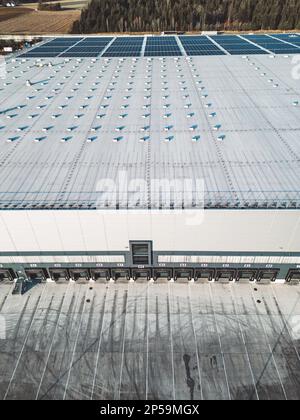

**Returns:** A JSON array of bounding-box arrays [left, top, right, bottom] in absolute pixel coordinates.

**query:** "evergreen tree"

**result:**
[[73, 0, 300, 34]]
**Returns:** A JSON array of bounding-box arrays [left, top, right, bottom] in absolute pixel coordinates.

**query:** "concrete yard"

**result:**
[[0, 282, 300, 400]]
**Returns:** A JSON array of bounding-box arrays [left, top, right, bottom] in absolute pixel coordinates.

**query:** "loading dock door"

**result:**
[[69, 269, 90, 282], [0, 269, 15, 282], [195, 269, 215, 282], [111, 269, 130, 281], [24, 269, 47, 282], [236, 270, 257, 282], [49, 269, 69, 283], [286, 270, 300, 284], [91, 269, 110, 282], [257, 269, 279, 283], [153, 269, 172, 281], [174, 269, 193, 281], [132, 269, 151, 281], [215, 269, 236, 283]]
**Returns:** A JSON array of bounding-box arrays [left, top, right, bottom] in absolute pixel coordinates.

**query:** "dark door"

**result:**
[[130, 241, 152, 266]]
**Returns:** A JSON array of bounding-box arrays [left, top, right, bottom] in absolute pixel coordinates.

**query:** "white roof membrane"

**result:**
[[0, 52, 299, 209]]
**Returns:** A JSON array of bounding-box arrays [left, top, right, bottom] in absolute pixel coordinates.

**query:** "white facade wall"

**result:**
[[0, 209, 299, 254]]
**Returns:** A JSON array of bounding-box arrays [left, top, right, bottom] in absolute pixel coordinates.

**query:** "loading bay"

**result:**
[[0, 282, 300, 400]]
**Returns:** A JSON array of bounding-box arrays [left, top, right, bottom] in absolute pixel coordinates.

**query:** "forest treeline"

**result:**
[[72, 0, 300, 33]]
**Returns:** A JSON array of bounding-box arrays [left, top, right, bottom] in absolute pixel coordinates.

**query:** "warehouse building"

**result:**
[[0, 34, 300, 285]]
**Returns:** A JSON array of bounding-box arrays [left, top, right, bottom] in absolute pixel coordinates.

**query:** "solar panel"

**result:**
[[60, 37, 113, 57], [180, 36, 225, 56], [243, 35, 300, 54], [20, 38, 84, 58], [144, 36, 182, 57], [211, 35, 267, 55], [269, 34, 300, 48], [102, 37, 143, 57]]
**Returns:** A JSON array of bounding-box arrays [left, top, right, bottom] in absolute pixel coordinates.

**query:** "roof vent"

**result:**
[[61, 136, 72, 142], [42, 126, 53, 132], [192, 135, 201, 142], [7, 136, 20, 142], [165, 135, 174, 142], [91, 126, 101, 132], [34, 136, 46, 142], [87, 136, 97, 143], [113, 136, 123, 142], [140, 136, 150, 142], [67, 126, 78, 132]]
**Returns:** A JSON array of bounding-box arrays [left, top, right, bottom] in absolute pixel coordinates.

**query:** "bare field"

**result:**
[[21, 0, 88, 10], [0, 7, 33, 23], [0, 9, 80, 35]]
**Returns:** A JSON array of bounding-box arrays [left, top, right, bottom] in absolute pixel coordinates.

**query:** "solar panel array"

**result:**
[[60, 37, 113, 57], [270, 33, 300, 47], [144, 36, 182, 56], [243, 34, 300, 54], [21, 38, 83, 58], [102, 37, 144, 57], [19, 34, 300, 59], [179, 36, 225, 56], [211, 35, 267, 55]]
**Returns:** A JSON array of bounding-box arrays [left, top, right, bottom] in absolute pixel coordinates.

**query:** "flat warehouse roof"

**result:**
[[0, 49, 300, 209]]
